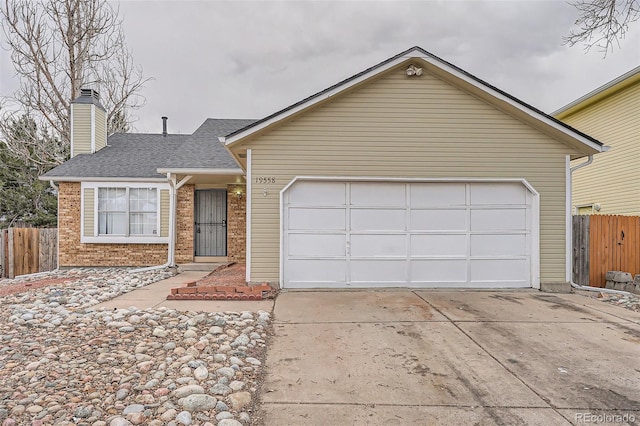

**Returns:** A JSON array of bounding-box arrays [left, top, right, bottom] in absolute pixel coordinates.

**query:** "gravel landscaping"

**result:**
[[0, 268, 271, 426], [1, 267, 637, 426]]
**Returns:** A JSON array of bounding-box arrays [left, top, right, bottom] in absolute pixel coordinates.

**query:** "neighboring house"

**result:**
[[554, 66, 640, 215], [42, 46, 605, 291]]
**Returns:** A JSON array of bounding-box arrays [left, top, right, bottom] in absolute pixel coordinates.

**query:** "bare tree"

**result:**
[[565, 0, 640, 54], [0, 0, 150, 166]]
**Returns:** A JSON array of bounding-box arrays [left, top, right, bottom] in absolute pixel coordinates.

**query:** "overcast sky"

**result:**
[[2, 0, 639, 135]]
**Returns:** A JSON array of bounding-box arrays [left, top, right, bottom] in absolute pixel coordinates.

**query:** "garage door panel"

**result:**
[[288, 181, 346, 206], [283, 180, 534, 289], [470, 183, 527, 205], [411, 234, 467, 256], [471, 234, 527, 256], [288, 208, 345, 230], [411, 259, 468, 282], [351, 260, 407, 282], [287, 259, 346, 283], [351, 234, 406, 257], [470, 259, 528, 282], [410, 183, 466, 207], [410, 209, 467, 231], [471, 208, 527, 231], [351, 182, 405, 206], [288, 234, 346, 257], [351, 209, 405, 231]]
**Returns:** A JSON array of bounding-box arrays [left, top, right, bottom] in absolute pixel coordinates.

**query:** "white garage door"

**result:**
[[282, 180, 535, 288]]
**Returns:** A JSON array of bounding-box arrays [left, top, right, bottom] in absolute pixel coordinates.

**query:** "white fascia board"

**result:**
[[39, 176, 168, 183], [155, 168, 244, 175], [221, 47, 603, 153]]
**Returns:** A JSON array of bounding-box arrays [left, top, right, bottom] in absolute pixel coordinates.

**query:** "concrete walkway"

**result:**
[[93, 270, 274, 312], [261, 290, 640, 425]]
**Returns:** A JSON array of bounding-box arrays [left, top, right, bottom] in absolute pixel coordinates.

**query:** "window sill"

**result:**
[[81, 236, 169, 244]]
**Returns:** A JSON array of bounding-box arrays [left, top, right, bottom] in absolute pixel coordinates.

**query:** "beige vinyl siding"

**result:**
[[566, 81, 640, 215], [72, 104, 92, 157], [83, 188, 95, 237], [94, 107, 107, 152], [242, 66, 580, 284], [160, 189, 170, 237]]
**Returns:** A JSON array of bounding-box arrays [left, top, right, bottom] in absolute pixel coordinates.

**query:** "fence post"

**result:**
[[0, 230, 5, 278], [7, 228, 14, 279]]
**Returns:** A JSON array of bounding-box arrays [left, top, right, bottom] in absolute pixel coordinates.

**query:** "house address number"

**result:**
[[255, 177, 276, 184]]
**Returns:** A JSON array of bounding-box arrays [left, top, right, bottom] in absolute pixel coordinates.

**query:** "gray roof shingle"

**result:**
[[42, 119, 255, 179]]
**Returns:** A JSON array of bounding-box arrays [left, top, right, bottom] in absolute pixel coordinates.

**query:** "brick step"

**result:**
[[167, 283, 272, 301]]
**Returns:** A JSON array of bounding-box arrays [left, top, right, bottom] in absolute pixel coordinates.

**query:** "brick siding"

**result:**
[[58, 182, 245, 267], [226, 184, 246, 262], [58, 182, 168, 267], [175, 184, 194, 263]]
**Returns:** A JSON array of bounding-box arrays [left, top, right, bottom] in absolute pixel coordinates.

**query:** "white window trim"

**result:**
[[81, 182, 169, 244]]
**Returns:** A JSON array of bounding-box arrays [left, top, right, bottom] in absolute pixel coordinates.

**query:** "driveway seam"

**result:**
[[260, 401, 557, 408], [563, 297, 640, 324], [413, 291, 567, 421], [274, 319, 628, 324]]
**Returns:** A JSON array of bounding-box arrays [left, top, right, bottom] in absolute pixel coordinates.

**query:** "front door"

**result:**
[[194, 189, 227, 256]]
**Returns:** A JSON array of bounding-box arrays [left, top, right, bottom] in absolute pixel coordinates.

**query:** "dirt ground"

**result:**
[[192, 263, 248, 287]]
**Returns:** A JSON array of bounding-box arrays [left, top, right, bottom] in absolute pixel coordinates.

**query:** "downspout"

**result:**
[[130, 173, 192, 273], [568, 153, 629, 295]]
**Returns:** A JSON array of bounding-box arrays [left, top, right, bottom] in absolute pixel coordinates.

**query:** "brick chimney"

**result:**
[[70, 89, 107, 157]]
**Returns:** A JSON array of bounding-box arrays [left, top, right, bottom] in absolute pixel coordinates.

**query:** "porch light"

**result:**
[[236, 190, 243, 199]]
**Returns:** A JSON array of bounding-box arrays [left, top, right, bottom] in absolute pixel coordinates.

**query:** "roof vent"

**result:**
[[162, 116, 168, 137], [80, 88, 100, 101]]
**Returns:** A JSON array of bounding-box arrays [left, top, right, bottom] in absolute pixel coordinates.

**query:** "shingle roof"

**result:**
[[41, 119, 255, 179]]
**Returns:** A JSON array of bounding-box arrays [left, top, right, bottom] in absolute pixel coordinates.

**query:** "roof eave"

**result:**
[[38, 176, 168, 182], [155, 168, 244, 175]]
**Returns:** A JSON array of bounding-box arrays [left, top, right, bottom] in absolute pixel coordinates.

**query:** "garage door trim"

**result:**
[[280, 176, 540, 289]]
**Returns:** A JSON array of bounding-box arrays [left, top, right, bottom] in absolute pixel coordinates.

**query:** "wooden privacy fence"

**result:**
[[0, 228, 57, 279], [573, 215, 640, 287]]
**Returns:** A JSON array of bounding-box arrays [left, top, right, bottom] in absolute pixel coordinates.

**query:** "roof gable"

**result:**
[[553, 66, 640, 119], [221, 46, 604, 156]]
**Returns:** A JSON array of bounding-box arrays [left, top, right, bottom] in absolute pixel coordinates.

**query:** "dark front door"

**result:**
[[194, 189, 227, 256]]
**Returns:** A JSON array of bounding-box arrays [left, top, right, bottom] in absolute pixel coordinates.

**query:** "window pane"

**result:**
[[130, 212, 157, 235], [99, 188, 126, 211], [98, 212, 126, 235], [130, 188, 157, 212]]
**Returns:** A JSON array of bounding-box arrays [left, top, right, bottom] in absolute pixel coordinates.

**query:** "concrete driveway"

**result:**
[[260, 290, 640, 425]]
